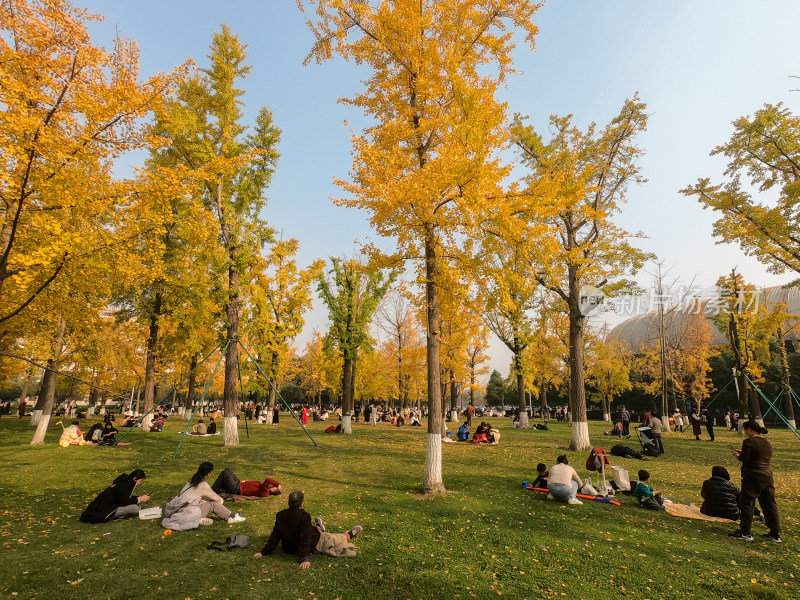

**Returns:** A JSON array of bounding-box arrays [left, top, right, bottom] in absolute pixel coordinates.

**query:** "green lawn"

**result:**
[[0, 415, 797, 600]]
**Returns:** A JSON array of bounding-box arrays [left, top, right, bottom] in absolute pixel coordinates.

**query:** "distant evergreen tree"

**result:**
[[485, 370, 505, 406]]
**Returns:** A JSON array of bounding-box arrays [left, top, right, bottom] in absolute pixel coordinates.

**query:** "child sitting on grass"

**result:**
[[635, 469, 665, 510], [531, 463, 549, 489]]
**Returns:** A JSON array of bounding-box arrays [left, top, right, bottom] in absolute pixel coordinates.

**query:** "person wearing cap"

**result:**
[[253, 490, 363, 567]]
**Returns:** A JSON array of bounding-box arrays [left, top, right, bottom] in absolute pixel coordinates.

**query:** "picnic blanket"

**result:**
[[664, 503, 736, 523]]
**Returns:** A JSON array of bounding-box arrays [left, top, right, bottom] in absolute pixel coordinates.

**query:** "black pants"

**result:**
[[739, 471, 780, 536], [211, 468, 241, 495], [651, 433, 664, 455], [641, 492, 664, 510], [622, 420, 630, 436], [705, 422, 715, 441]]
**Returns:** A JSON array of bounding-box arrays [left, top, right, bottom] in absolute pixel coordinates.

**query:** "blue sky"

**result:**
[[80, 1, 800, 377]]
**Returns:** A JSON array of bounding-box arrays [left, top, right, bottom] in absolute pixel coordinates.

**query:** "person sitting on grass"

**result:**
[[396, 414, 405, 427], [206, 417, 217, 435], [211, 467, 282, 497], [80, 469, 152, 522], [457, 422, 470, 441], [191, 419, 207, 435], [531, 463, 549, 489], [700, 466, 750, 521], [472, 422, 490, 443], [546, 455, 584, 505], [59, 420, 86, 447], [635, 469, 665, 511], [83, 422, 104, 443], [150, 415, 164, 432], [163, 462, 245, 530], [487, 424, 501, 444], [253, 490, 362, 568], [98, 421, 118, 445], [410, 412, 421, 426]]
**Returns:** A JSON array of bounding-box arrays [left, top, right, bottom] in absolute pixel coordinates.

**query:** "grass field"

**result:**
[[0, 415, 798, 600]]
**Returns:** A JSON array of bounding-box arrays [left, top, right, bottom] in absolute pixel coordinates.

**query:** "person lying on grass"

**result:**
[[211, 467, 282, 497], [253, 490, 362, 568], [80, 469, 152, 522], [635, 469, 665, 511]]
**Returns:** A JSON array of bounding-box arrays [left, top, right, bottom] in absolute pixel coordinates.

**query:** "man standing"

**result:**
[[466, 404, 475, 428], [702, 409, 716, 442], [646, 410, 664, 455], [620, 406, 631, 438]]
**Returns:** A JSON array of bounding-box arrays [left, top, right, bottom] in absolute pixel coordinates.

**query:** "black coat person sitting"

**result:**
[[80, 469, 151, 523], [700, 466, 748, 521]]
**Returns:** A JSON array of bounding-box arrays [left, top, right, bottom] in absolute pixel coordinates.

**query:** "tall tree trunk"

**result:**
[[184, 354, 198, 420], [541, 378, 549, 414], [30, 318, 66, 445], [777, 327, 796, 428], [142, 292, 162, 432], [19, 371, 30, 419], [223, 262, 240, 446], [748, 386, 763, 426], [341, 356, 354, 433], [449, 369, 458, 422], [568, 273, 590, 451], [515, 349, 529, 427], [422, 225, 444, 494], [31, 367, 53, 426]]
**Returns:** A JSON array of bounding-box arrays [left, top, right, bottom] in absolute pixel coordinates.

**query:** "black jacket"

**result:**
[[260, 507, 321, 563], [80, 473, 140, 523], [700, 476, 740, 520]]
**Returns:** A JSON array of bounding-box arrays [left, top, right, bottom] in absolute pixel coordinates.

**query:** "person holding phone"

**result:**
[[80, 469, 152, 523]]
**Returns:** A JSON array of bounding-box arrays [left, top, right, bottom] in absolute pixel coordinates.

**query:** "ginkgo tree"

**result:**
[[0, 0, 178, 333], [682, 103, 800, 276], [299, 0, 541, 493], [510, 97, 651, 451], [151, 25, 281, 446], [245, 239, 323, 424], [317, 257, 394, 433]]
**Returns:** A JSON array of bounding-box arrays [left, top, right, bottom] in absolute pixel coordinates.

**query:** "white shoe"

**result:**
[[546, 493, 554, 500], [567, 497, 583, 505], [227, 513, 246, 523], [199, 518, 213, 525]]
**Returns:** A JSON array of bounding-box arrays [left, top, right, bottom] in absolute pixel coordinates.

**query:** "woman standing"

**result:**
[[690, 406, 702, 440], [728, 421, 781, 542]]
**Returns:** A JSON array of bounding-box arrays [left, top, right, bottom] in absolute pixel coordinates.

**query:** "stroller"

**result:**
[[635, 426, 659, 457]]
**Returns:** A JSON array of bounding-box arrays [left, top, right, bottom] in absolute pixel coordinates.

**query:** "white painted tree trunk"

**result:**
[[265, 410, 274, 425], [223, 415, 238, 446], [603, 412, 611, 422], [31, 412, 52, 445], [787, 419, 796, 429], [450, 409, 459, 422], [570, 421, 591, 451], [30, 409, 43, 426], [422, 433, 445, 494], [341, 414, 352, 434], [517, 412, 530, 428], [183, 408, 193, 421], [177, 407, 185, 416], [141, 414, 153, 432], [755, 417, 765, 427]]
